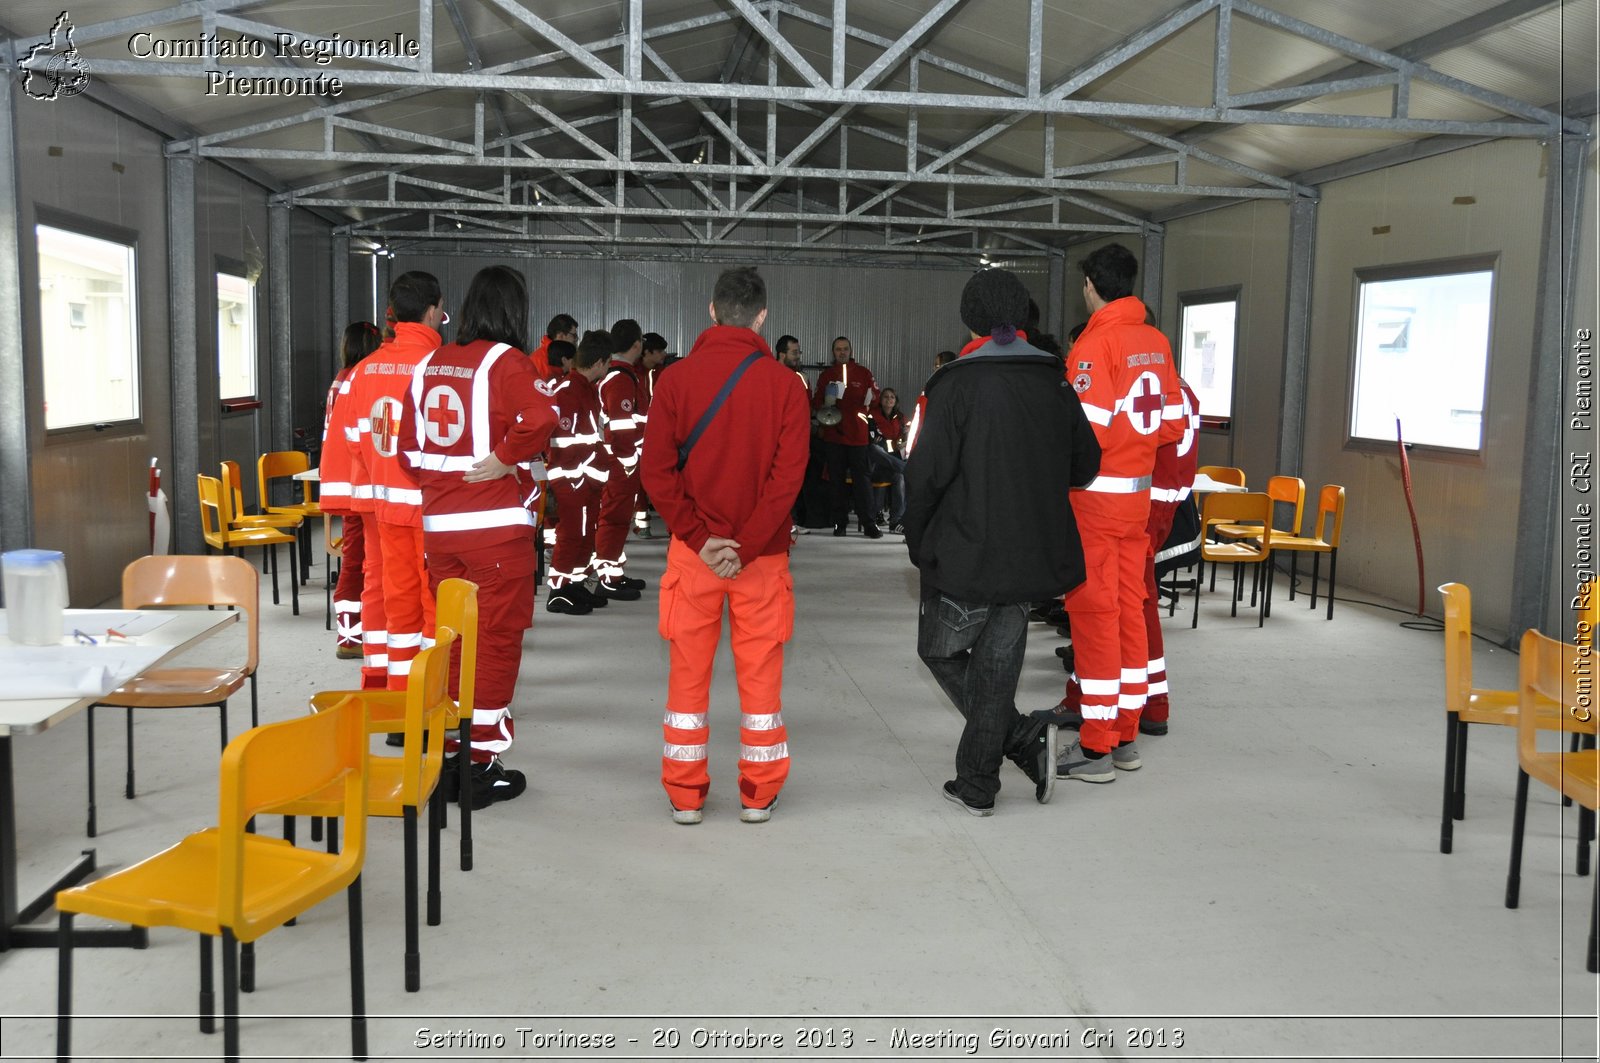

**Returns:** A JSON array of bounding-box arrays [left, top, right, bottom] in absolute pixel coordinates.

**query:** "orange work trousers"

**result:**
[[358, 512, 388, 690], [658, 537, 794, 812], [1142, 499, 1180, 724], [1063, 493, 1150, 753], [376, 520, 436, 692]]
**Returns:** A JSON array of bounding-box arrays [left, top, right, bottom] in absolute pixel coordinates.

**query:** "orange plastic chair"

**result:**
[[1197, 464, 1246, 487], [1192, 491, 1273, 628], [221, 460, 302, 533], [1273, 484, 1345, 619], [85, 555, 260, 839], [271, 630, 456, 993], [310, 578, 480, 873], [1505, 629, 1600, 973], [56, 694, 370, 1062], [260, 451, 320, 585], [199, 474, 299, 614], [1215, 474, 1304, 543]]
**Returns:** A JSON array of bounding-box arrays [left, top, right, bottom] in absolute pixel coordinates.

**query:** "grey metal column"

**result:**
[[331, 234, 350, 378], [375, 254, 392, 321], [267, 202, 293, 455], [0, 68, 30, 552], [1046, 251, 1065, 336], [1276, 194, 1317, 476], [1141, 226, 1164, 328], [1510, 135, 1590, 643], [168, 152, 201, 555]]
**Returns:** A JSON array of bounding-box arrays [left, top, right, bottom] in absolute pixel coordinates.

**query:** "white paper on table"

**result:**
[[0, 644, 169, 700], [0, 610, 174, 640]]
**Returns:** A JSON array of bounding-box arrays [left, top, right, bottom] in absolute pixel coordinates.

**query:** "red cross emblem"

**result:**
[[423, 385, 465, 447], [370, 396, 403, 457], [1124, 371, 1165, 436]]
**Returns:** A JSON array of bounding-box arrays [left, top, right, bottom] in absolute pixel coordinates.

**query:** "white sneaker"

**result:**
[[740, 798, 777, 823], [671, 805, 702, 825]]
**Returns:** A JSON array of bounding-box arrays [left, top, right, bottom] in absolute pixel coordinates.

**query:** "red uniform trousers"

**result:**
[[593, 467, 639, 579], [1064, 493, 1151, 753], [658, 538, 794, 812], [333, 513, 367, 651], [548, 479, 601, 589], [358, 515, 387, 690], [376, 521, 436, 692], [1142, 500, 1180, 726], [427, 540, 537, 764]]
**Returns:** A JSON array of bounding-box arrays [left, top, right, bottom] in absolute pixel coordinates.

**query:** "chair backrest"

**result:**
[[197, 475, 226, 548], [1267, 475, 1306, 535], [1198, 465, 1246, 487], [1311, 484, 1346, 547], [218, 693, 368, 940], [323, 512, 343, 559], [1438, 582, 1473, 713], [1518, 630, 1599, 772], [258, 450, 311, 511], [123, 554, 261, 675], [434, 578, 480, 728], [1201, 491, 1273, 559], [399, 628, 457, 803], [220, 460, 250, 521]]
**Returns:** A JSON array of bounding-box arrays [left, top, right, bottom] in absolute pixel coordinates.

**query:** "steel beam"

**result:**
[[1141, 228, 1165, 328], [1275, 195, 1316, 477], [268, 204, 293, 457], [1509, 135, 1590, 642], [0, 65, 29, 552], [168, 153, 202, 555], [331, 234, 350, 378]]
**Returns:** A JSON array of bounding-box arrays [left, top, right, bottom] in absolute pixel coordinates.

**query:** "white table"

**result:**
[[1191, 473, 1249, 494], [0, 608, 237, 949], [291, 468, 320, 482]]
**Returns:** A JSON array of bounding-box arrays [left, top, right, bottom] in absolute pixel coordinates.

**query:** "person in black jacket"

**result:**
[[904, 268, 1101, 815]]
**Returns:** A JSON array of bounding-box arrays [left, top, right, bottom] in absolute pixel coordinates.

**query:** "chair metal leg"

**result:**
[[290, 540, 301, 616], [1310, 553, 1321, 610], [219, 701, 228, 752], [1507, 768, 1530, 908], [1454, 723, 1469, 820], [241, 940, 255, 992], [1191, 558, 1202, 629], [124, 708, 135, 799], [311, 816, 323, 843], [56, 912, 73, 1063], [249, 673, 258, 729], [1566, 733, 1581, 807], [426, 790, 443, 927], [326, 817, 340, 854], [199, 934, 215, 1034], [222, 927, 241, 1061], [268, 544, 281, 606], [459, 720, 474, 872], [85, 706, 98, 838], [403, 806, 420, 992], [1288, 551, 1298, 601], [1326, 548, 1337, 619], [1441, 713, 1458, 853], [1579, 804, 1593, 878], [348, 875, 368, 1061]]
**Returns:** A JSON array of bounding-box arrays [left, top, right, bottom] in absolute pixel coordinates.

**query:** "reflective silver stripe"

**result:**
[[1164, 403, 1185, 416], [1080, 705, 1118, 721], [1117, 693, 1145, 709], [552, 431, 604, 446], [1120, 668, 1147, 683], [409, 452, 480, 472], [1080, 403, 1113, 426], [617, 454, 640, 473], [334, 598, 362, 611], [1079, 678, 1119, 695], [420, 635, 436, 650], [664, 711, 707, 729], [378, 486, 425, 505], [606, 415, 638, 430], [388, 658, 413, 676], [1154, 532, 1202, 565], [389, 632, 424, 649], [343, 425, 360, 442], [352, 484, 375, 499], [363, 629, 388, 643], [339, 379, 352, 394], [1148, 679, 1169, 695], [363, 653, 389, 666], [663, 743, 707, 761], [357, 417, 372, 431], [741, 712, 784, 731], [1147, 656, 1166, 673], [740, 742, 790, 762], [422, 507, 535, 532], [321, 483, 352, 499], [1150, 486, 1182, 503], [1084, 474, 1152, 494]]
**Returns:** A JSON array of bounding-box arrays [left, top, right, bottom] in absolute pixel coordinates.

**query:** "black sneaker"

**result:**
[[462, 760, 527, 810], [1032, 701, 1083, 730], [573, 583, 609, 608], [619, 575, 647, 591], [1139, 718, 1170, 736], [594, 578, 641, 601], [862, 524, 883, 540], [1007, 720, 1059, 804], [546, 590, 592, 615], [942, 780, 994, 817], [833, 526, 847, 537]]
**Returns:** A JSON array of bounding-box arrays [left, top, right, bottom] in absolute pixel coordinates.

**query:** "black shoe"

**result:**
[[862, 523, 883, 539], [546, 589, 592, 615], [1031, 701, 1084, 730], [460, 760, 526, 810], [1006, 720, 1059, 804], [890, 523, 905, 535], [594, 578, 641, 601], [574, 582, 609, 608], [1047, 608, 1070, 628], [1029, 601, 1055, 622], [942, 780, 994, 817], [1139, 719, 1170, 737], [619, 575, 647, 591], [833, 525, 847, 537], [385, 732, 406, 748]]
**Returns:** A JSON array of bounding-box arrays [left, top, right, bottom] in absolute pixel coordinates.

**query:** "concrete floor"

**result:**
[[1, 530, 1596, 1061]]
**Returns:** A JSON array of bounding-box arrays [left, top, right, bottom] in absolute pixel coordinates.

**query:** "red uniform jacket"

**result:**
[[1151, 378, 1201, 504], [598, 358, 644, 476], [319, 366, 357, 513], [640, 326, 810, 564], [811, 359, 878, 447], [345, 321, 441, 526], [546, 370, 609, 488], [870, 405, 908, 455], [397, 339, 557, 551]]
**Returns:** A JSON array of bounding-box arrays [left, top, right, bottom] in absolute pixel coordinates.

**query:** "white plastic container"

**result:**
[[2, 549, 67, 646]]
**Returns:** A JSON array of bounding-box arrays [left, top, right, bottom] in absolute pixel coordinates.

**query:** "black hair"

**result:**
[[935, 350, 956, 367], [775, 334, 799, 358], [959, 268, 1031, 337], [548, 339, 576, 368], [712, 267, 766, 328], [454, 265, 527, 351], [1079, 243, 1138, 303], [576, 329, 612, 369], [642, 331, 668, 354], [610, 319, 643, 353], [389, 270, 442, 324], [341, 321, 382, 369], [831, 335, 851, 351], [545, 313, 578, 340]]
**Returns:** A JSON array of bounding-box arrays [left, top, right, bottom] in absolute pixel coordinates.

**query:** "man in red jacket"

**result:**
[[812, 336, 881, 537], [544, 331, 613, 615], [593, 319, 648, 598], [397, 265, 557, 806], [528, 313, 577, 384], [640, 267, 810, 825]]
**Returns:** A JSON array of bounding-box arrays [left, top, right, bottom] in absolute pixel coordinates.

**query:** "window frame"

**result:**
[[215, 257, 259, 405], [1175, 284, 1242, 433], [1344, 253, 1498, 461], [34, 210, 143, 436]]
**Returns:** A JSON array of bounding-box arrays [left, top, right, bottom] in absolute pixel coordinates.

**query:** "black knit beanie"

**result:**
[[959, 268, 1031, 340]]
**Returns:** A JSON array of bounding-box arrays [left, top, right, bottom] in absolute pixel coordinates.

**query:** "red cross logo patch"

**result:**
[[1123, 371, 1165, 436], [621, 398, 633, 413], [422, 385, 465, 447], [369, 396, 404, 458]]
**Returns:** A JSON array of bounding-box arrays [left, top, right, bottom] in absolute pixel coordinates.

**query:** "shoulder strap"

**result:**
[[677, 350, 765, 472]]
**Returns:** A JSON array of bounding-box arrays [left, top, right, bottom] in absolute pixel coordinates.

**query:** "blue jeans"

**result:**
[[868, 447, 906, 525], [916, 580, 1034, 802]]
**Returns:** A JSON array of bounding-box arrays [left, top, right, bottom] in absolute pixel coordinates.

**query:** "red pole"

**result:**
[[1396, 419, 1426, 617]]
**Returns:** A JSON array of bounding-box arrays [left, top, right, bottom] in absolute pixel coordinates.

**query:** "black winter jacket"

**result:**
[[903, 337, 1100, 603]]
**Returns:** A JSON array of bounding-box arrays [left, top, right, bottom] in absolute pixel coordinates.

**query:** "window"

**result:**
[[217, 271, 256, 401], [1177, 288, 1239, 424], [37, 223, 139, 430], [1350, 258, 1495, 451]]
